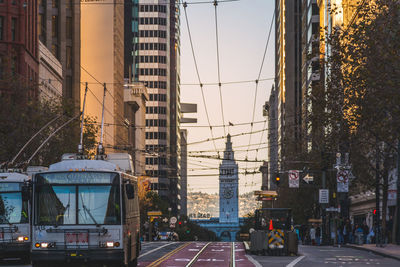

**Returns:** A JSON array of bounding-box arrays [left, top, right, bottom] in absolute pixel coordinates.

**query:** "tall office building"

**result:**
[[0, 0, 38, 85], [38, 0, 80, 106], [302, 0, 320, 151], [133, 0, 181, 214], [81, 0, 126, 152], [271, 0, 303, 173]]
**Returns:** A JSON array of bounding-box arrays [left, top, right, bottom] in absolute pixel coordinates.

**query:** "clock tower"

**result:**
[[219, 134, 239, 223]]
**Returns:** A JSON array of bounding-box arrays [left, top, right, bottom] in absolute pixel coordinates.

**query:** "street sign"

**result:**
[[319, 189, 329, 204], [254, 190, 278, 197], [289, 170, 300, 188], [337, 170, 349, 192], [326, 207, 340, 212], [147, 211, 162, 216], [303, 173, 314, 184], [170, 216, 177, 224]]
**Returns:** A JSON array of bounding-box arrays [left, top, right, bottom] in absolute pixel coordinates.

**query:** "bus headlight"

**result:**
[[17, 236, 28, 242], [99, 241, 118, 248], [41, 242, 49, 248]]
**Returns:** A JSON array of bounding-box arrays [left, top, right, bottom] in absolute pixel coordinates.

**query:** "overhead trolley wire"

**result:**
[[183, 2, 218, 153], [213, 0, 226, 136]]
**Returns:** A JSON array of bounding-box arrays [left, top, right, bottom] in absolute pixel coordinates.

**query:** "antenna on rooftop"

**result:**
[[78, 82, 89, 155], [97, 83, 107, 157]]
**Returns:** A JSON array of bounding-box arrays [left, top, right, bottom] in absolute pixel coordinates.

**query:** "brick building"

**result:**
[[0, 0, 38, 85]]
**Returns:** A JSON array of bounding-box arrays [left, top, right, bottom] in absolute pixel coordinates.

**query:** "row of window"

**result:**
[[146, 119, 167, 127], [140, 4, 167, 13], [146, 171, 168, 179], [141, 80, 167, 89], [145, 144, 167, 153], [0, 16, 17, 42], [139, 68, 167, 76], [145, 131, 167, 140], [149, 94, 167, 102], [138, 55, 167, 64], [146, 106, 167, 114], [137, 42, 167, 51], [139, 17, 167, 26], [145, 157, 167, 165], [139, 30, 166, 38]]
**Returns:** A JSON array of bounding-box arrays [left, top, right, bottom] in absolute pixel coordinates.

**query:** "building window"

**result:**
[[11, 18, 17, 41], [38, 14, 46, 43], [66, 46, 72, 69], [39, 0, 46, 7], [52, 16, 58, 38], [0, 16, 3, 41], [52, 0, 59, 8], [66, 17, 72, 39]]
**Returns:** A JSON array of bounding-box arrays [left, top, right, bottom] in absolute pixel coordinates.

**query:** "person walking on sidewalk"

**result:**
[[316, 224, 321, 246], [310, 225, 316, 246]]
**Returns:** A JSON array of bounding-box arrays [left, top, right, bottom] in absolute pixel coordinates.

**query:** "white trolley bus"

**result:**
[[0, 171, 31, 262], [31, 155, 140, 267]]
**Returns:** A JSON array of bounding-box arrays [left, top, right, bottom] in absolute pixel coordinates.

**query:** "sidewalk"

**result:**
[[346, 243, 400, 261]]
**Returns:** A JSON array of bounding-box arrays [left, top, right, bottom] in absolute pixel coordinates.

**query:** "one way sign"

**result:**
[[303, 173, 314, 184]]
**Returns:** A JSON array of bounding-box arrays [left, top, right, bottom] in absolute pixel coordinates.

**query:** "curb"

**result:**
[[345, 244, 400, 261]]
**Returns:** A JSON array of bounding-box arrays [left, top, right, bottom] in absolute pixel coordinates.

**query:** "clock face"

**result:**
[[223, 188, 234, 199]]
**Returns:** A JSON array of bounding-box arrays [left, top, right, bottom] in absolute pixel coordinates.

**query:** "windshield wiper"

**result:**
[[79, 194, 99, 226]]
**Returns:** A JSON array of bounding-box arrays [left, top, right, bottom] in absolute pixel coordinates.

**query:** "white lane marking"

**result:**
[[174, 258, 191, 261], [188, 249, 200, 251], [185, 242, 211, 266], [138, 242, 176, 258], [245, 254, 262, 267], [286, 255, 306, 267], [232, 242, 236, 267]]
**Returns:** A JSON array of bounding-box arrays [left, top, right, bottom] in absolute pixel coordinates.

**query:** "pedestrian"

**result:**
[[363, 222, 369, 244], [337, 220, 344, 246], [310, 224, 316, 246], [315, 224, 321, 246], [387, 215, 393, 243]]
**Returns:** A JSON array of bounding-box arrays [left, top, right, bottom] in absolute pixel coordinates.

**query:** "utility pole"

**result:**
[[396, 139, 400, 245], [376, 141, 381, 247]]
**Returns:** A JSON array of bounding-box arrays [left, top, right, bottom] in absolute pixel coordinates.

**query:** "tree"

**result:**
[[0, 75, 98, 167], [306, 0, 400, 240]]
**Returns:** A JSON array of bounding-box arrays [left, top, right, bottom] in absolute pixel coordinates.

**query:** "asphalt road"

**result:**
[[249, 245, 400, 267], [1, 243, 399, 267]]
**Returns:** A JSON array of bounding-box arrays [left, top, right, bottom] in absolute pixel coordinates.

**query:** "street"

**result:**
[[0, 243, 399, 266]]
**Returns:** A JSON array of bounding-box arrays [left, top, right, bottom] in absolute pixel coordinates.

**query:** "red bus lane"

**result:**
[[155, 242, 208, 267], [190, 242, 232, 267]]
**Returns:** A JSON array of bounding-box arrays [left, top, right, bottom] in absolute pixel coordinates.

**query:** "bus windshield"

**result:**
[[35, 172, 121, 225], [0, 183, 29, 224]]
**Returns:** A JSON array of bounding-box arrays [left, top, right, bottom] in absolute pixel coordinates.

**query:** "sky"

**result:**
[[179, 0, 275, 194]]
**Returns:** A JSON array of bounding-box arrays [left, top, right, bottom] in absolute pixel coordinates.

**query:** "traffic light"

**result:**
[[275, 174, 281, 186]]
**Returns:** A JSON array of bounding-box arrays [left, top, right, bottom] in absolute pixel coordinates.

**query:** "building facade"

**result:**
[[0, 0, 38, 85], [179, 129, 187, 216], [81, 0, 127, 152], [38, 0, 80, 105], [270, 0, 303, 177], [219, 134, 239, 224], [133, 0, 181, 214], [38, 40, 62, 100], [124, 82, 149, 176]]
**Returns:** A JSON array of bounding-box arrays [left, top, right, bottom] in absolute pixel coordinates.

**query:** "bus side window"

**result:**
[[126, 184, 135, 199]]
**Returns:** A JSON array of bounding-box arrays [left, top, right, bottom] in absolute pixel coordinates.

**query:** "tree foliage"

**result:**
[[0, 75, 98, 167]]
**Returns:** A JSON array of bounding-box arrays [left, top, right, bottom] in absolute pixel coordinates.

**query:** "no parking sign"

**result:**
[[289, 170, 299, 188]]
